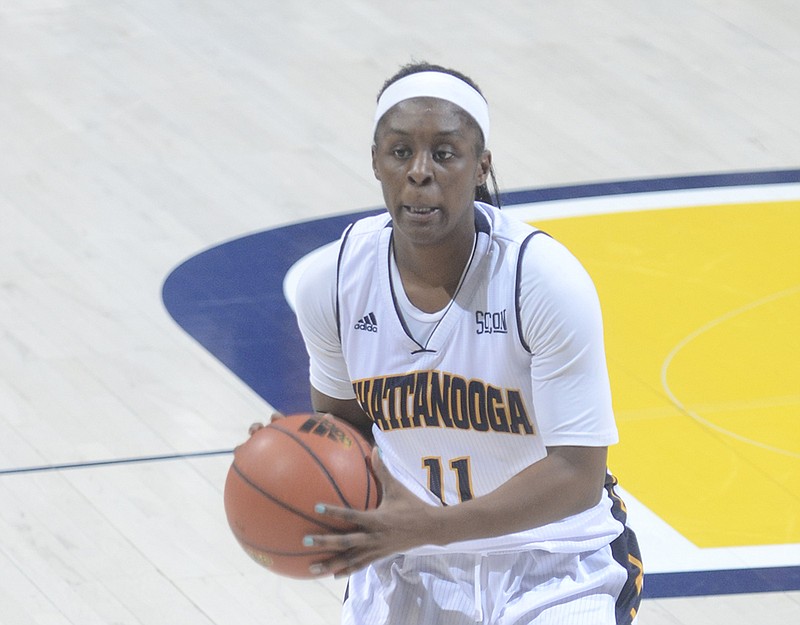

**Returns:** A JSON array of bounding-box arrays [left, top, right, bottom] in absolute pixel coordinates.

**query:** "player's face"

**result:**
[[372, 98, 491, 248]]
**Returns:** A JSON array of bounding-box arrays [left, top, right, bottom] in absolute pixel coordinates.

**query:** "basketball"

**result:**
[[223, 413, 379, 578]]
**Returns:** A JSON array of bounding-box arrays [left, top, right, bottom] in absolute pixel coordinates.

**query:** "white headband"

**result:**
[[373, 71, 490, 144]]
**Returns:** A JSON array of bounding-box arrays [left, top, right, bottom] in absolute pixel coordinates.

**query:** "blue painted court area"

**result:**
[[162, 170, 800, 599]]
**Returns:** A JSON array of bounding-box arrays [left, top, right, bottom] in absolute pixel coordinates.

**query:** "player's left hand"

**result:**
[[303, 446, 440, 578], [247, 412, 286, 436]]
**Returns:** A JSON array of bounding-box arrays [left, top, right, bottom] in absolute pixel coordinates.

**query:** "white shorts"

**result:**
[[342, 545, 628, 625]]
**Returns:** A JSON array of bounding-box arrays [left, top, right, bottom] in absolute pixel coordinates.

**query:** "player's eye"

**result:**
[[433, 149, 455, 162]]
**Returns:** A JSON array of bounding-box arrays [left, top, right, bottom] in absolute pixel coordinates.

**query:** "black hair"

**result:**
[[377, 61, 501, 207]]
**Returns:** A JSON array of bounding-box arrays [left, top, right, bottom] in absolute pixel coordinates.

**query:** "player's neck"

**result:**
[[392, 232, 476, 313]]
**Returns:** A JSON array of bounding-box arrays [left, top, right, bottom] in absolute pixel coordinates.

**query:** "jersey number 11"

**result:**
[[422, 456, 474, 504]]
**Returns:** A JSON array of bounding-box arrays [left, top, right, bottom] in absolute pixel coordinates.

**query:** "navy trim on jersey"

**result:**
[[386, 209, 486, 355], [386, 229, 429, 352], [474, 205, 491, 235], [514, 230, 549, 354], [335, 222, 356, 341], [605, 473, 644, 625]]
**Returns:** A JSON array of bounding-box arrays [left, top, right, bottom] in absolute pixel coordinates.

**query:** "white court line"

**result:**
[[502, 182, 800, 222], [660, 285, 800, 460]]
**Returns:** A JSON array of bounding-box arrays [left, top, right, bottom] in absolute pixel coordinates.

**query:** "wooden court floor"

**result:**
[[1, 2, 799, 623]]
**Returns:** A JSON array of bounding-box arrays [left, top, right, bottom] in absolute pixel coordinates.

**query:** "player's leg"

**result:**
[[341, 553, 481, 625], [488, 547, 627, 625]]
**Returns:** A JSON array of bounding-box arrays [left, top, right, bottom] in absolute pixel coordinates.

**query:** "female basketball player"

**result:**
[[285, 62, 642, 624]]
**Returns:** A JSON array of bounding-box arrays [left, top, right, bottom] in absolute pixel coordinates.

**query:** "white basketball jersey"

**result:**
[[335, 204, 623, 554]]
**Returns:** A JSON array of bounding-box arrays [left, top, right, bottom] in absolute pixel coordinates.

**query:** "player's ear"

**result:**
[[371, 144, 381, 181], [476, 149, 491, 185]]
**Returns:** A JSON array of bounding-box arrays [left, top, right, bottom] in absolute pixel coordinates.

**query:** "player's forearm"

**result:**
[[425, 446, 608, 546]]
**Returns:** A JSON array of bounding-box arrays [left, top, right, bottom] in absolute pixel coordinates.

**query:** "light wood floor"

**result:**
[[1, 1, 798, 623]]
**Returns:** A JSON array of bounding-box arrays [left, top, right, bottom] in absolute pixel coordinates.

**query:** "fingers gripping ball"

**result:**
[[224, 413, 379, 578]]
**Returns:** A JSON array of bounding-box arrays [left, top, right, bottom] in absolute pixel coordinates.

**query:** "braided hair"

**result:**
[[376, 62, 501, 208]]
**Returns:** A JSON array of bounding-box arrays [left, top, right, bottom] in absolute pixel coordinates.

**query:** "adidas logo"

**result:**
[[354, 312, 378, 333]]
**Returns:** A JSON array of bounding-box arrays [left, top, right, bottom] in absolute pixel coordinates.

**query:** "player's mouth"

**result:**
[[403, 205, 439, 215]]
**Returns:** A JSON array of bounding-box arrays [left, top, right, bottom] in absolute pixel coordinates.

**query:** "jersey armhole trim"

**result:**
[[515, 230, 550, 354], [335, 223, 356, 341]]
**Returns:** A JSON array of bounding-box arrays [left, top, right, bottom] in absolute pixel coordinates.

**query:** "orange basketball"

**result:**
[[223, 413, 379, 578]]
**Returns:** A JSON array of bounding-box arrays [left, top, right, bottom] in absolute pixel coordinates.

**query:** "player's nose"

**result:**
[[407, 151, 433, 186]]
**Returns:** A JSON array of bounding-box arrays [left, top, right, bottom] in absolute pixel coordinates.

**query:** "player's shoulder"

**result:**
[[518, 229, 599, 314], [294, 242, 338, 310], [477, 202, 541, 245], [484, 208, 598, 305], [347, 211, 392, 238], [296, 211, 391, 302]]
